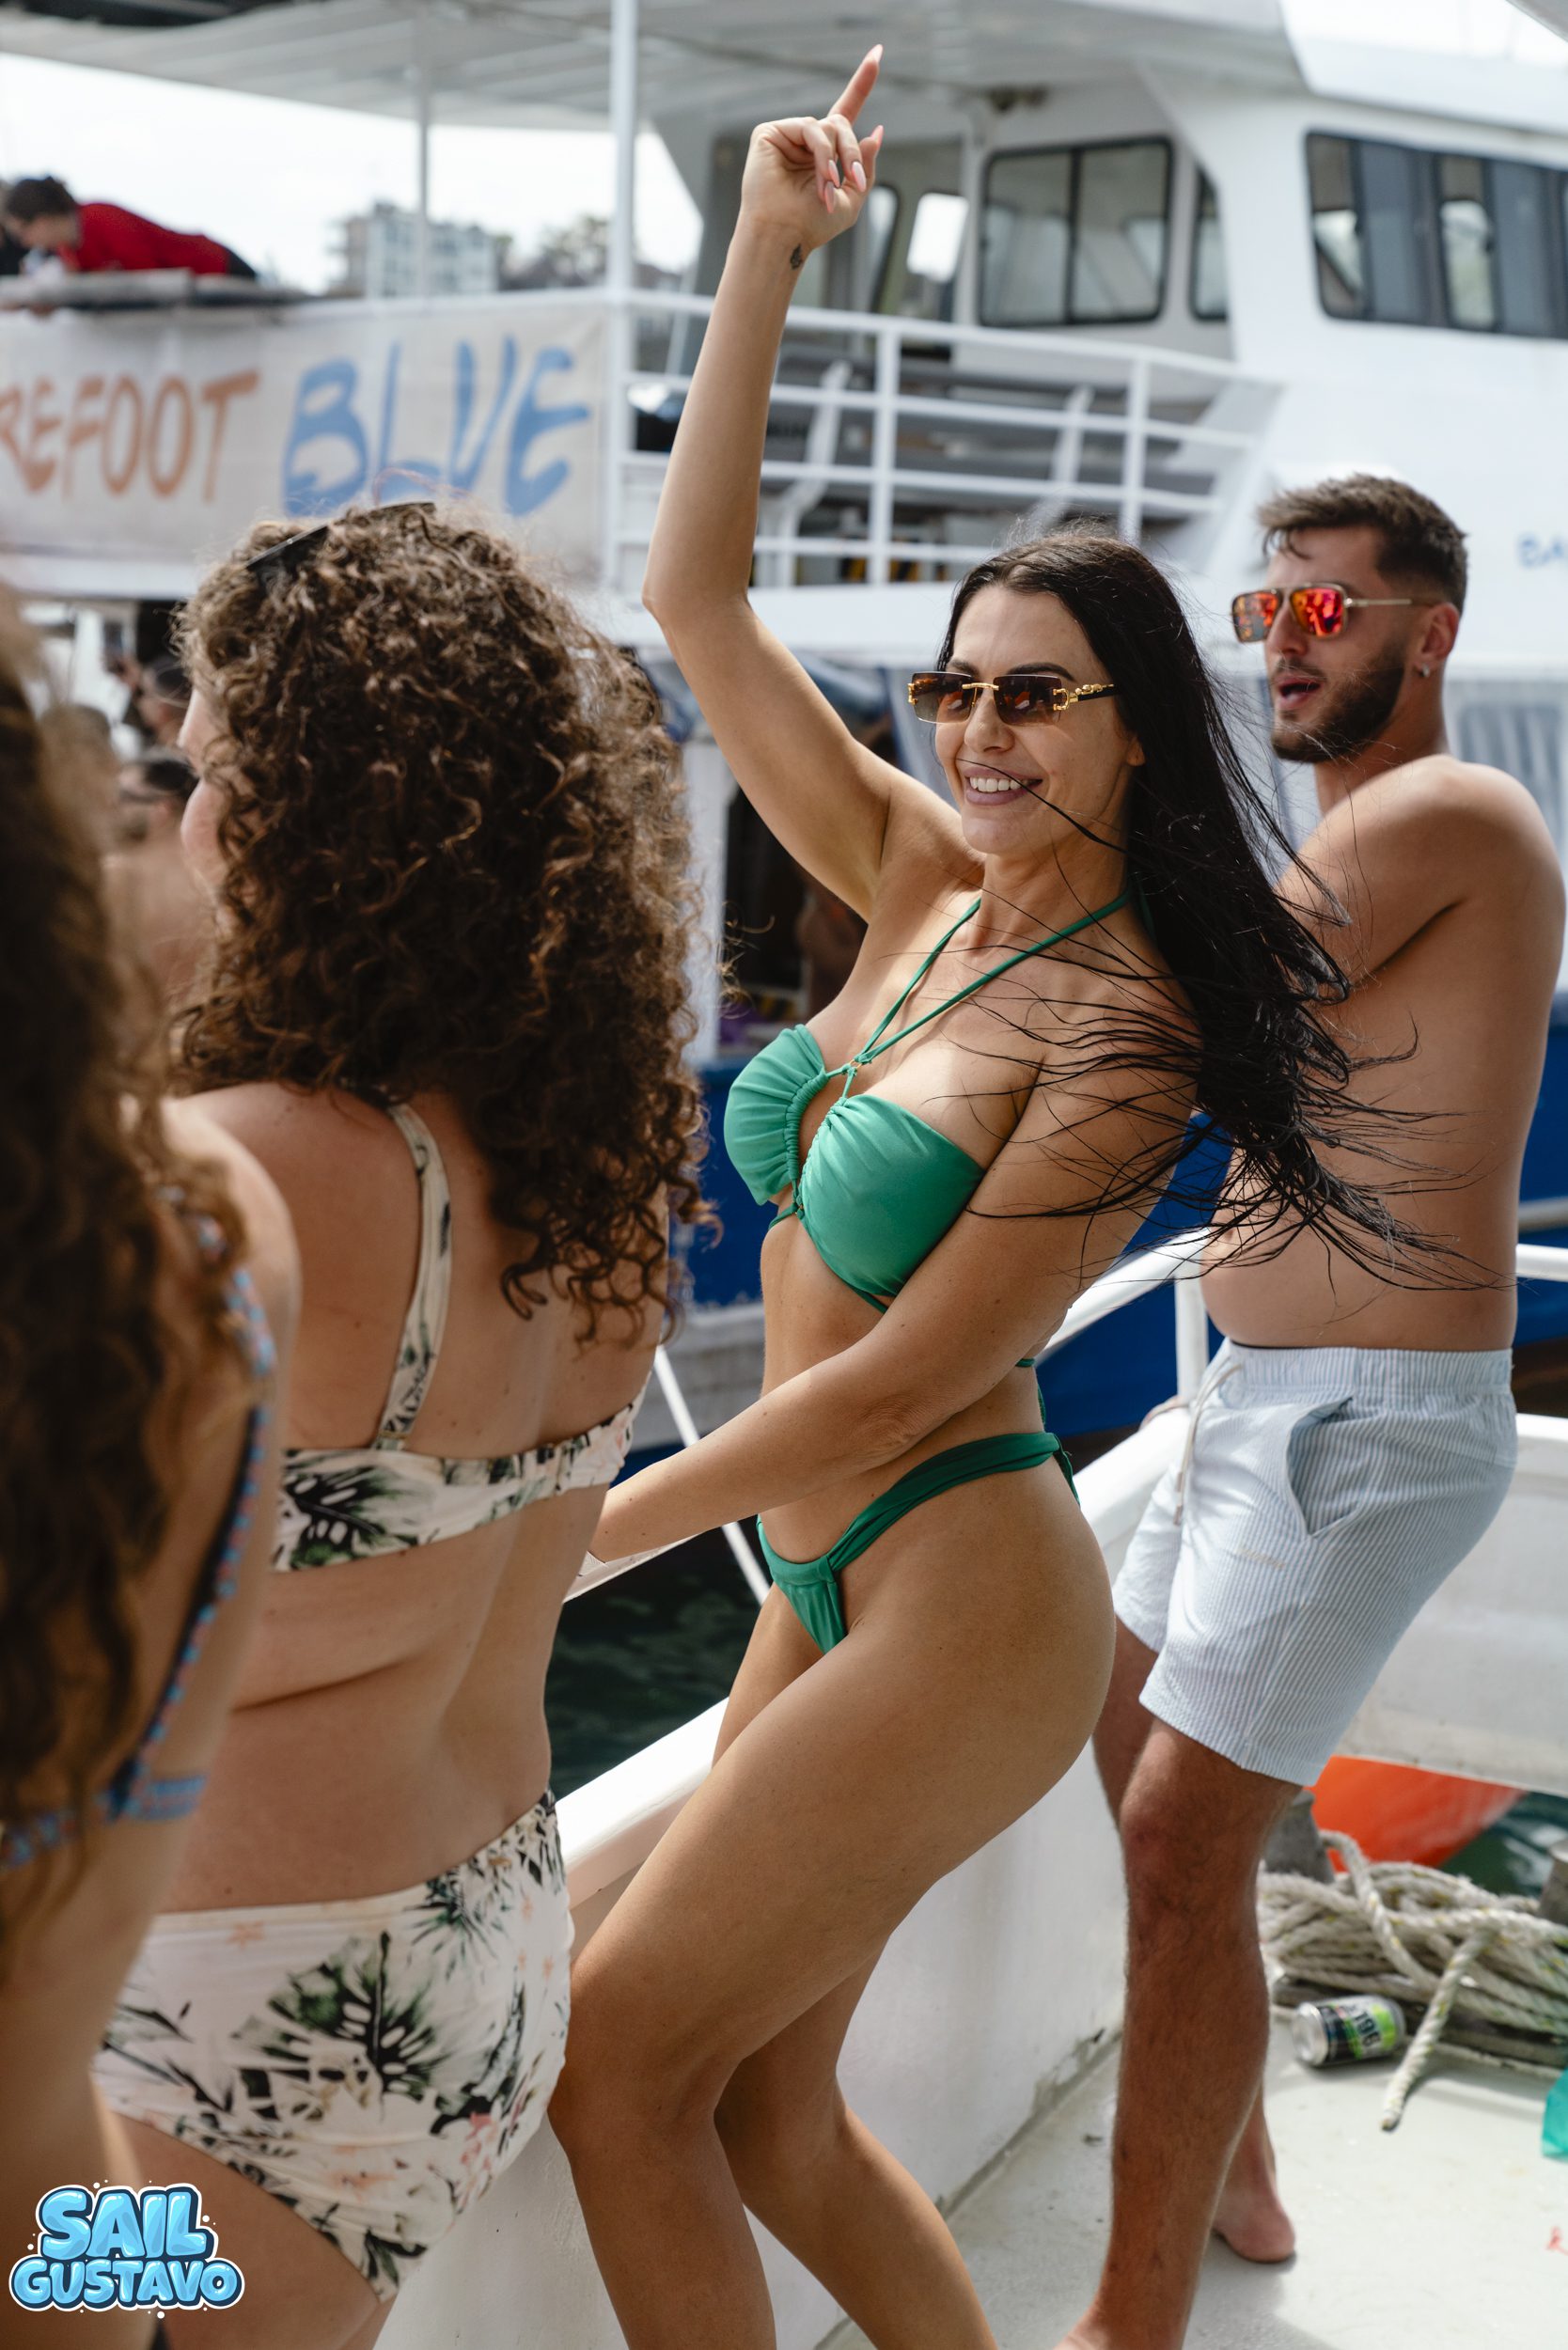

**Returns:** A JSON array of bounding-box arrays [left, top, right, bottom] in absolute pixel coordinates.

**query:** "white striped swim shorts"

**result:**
[[1114, 1340, 1516, 1786]]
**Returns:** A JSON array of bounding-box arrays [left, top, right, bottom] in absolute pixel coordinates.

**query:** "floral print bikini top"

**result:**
[[275, 1104, 643, 1571]]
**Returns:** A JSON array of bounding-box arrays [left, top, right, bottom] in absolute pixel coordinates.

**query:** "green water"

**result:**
[[546, 1531, 758, 1798], [1446, 1789, 1568, 1898]]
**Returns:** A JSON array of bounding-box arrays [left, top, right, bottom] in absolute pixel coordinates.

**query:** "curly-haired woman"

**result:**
[[89, 504, 705, 2347], [549, 51, 1436, 2350], [0, 606, 297, 2350]]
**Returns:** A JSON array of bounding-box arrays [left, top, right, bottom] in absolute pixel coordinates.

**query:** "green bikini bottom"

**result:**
[[755, 1430, 1077, 1654]]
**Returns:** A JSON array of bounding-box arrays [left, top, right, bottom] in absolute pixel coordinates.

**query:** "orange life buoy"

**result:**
[[1310, 1756, 1519, 1868]]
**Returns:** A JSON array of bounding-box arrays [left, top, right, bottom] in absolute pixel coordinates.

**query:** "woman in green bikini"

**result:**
[[552, 49, 1403, 2349]]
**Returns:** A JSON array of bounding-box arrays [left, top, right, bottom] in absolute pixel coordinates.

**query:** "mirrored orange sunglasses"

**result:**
[[1231, 585, 1426, 643]]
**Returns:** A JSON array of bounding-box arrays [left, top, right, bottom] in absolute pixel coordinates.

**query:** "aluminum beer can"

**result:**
[[1293, 1995, 1407, 2067]]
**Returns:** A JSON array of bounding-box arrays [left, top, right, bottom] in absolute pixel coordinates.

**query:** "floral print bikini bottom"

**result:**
[[94, 1794, 572, 2301]]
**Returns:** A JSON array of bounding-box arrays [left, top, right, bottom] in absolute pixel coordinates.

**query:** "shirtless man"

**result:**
[[1062, 473, 1564, 2350]]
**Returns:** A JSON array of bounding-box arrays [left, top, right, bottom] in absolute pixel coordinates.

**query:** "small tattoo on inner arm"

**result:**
[[790, 244, 806, 272]]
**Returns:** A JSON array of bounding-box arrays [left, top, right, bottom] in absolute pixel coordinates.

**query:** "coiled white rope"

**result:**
[[1258, 1829, 1568, 2129]]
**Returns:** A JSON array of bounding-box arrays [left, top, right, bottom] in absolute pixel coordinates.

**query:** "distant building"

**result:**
[[501, 213, 607, 291], [499, 212, 684, 295], [331, 201, 509, 299]]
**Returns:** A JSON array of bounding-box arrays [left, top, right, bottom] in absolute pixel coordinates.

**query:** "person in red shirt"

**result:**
[[2, 176, 256, 279]]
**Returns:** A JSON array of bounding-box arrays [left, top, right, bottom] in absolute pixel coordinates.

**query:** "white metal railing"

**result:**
[[0, 273, 306, 311], [0, 276, 1272, 600], [1041, 1227, 1212, 1393], [569, 1232, 1568, 1610], [648, 1348, 770, 1605], [606, 287, 1278, 589]]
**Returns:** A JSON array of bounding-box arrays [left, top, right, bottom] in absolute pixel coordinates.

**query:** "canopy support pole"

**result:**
[[414, 0, 432, 299], [607, 0, 638, 299], [601, 0, 639, 590]]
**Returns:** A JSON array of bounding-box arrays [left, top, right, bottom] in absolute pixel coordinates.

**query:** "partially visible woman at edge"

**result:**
[[89, 504, 704, 2350], [0, 605, 297, 2350], [551, 49, 1426, 2350]]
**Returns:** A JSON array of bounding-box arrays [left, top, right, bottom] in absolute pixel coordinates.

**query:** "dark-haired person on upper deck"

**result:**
[[4, 175, 257, 280], [1068, 474, 1564, 2350]]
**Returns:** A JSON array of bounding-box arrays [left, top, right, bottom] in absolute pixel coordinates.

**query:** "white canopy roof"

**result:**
[[3, 0, 1560, 165], [1, 0, 1562, 154], [0, 0, 1300, 131]]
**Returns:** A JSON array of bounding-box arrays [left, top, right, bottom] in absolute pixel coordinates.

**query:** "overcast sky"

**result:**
[[0, 0, 1560, 291], [0, 58, 704, 288], [1296, 0, 1560, 46]]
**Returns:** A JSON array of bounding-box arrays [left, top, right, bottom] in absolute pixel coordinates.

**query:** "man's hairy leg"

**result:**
[[1061, 1722, 1296, 2350], [1091, 1621, 1297, 2269]]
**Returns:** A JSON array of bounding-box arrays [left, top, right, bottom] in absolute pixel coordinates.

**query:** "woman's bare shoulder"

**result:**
[[178, 1084, 414, 1284], [178, 1080, 393, 1176], [1010, 904, 1199, 1097], [162, 1096, 301, 1352]]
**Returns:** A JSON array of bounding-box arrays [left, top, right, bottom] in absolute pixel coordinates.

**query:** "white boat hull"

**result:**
[[382, 1403, 1568, 2346]]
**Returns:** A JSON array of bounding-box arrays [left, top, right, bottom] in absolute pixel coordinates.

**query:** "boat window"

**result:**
[[980, 139, 1170, 328], [980, 149, 1072, 324], [1491, 162, 1560, 338], [870, 190, 968, 326], [1307, 134, 1365, 317], [1438, 154, 1496, 330], [1309, 132, 1563, 338], [1356, 141, 1434, 325], [1071, 143, 1170, 321], [1189, 170, 1229, 322], [863, 183, 900, 310], [900, 190, 968, 321]]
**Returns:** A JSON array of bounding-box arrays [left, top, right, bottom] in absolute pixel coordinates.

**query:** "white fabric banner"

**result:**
[[0, 295, 604, 594]]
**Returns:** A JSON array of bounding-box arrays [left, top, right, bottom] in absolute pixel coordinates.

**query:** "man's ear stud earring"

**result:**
[[1418, 664, 1431, 677]]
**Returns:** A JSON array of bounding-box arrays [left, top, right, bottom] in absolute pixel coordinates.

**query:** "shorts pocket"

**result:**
[[1281, 1395, 1360, 1540]]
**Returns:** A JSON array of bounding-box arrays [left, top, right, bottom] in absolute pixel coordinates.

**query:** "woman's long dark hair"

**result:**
[[0, 608, 246, 1966], [939, 530, 1429, 1272]]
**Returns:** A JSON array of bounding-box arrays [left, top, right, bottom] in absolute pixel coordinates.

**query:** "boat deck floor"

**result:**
[[826, 2019, 1567, 2348]]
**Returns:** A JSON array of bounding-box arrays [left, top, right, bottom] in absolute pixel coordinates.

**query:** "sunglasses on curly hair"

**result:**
[[246, 500, 438, 590], [906, 672, 1117, 725], [1230, 585, 1428, 643]]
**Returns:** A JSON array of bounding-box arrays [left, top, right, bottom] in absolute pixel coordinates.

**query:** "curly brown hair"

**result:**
[[178, 503, 706, 1324], [0, 604, 245, 1965]]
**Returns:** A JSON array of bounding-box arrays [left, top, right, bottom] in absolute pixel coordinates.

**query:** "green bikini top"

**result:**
[[724, 889, 1130, 1310]]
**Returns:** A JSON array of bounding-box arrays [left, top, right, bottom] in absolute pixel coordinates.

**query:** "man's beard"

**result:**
[[1270, 648, 1407, 765]]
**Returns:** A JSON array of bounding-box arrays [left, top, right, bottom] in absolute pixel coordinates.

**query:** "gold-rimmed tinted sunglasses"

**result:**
[[907, 672, 1118, 725]]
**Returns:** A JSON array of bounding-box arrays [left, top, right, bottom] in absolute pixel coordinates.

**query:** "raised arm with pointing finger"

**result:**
[[644, 49, 953, 914]]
